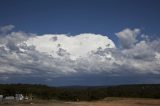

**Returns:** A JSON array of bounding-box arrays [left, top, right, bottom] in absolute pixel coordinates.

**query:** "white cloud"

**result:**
[[24, 33, 115, 60], [0, 32, 116, 77], [0, 26, 160, 83], [115, 28, 140, 49], [0, 24, 15, 33]]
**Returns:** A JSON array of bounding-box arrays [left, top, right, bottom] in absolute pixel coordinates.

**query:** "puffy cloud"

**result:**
[[0, 32, 116, 77], [25, 33, 115, 60], [115, 28, 140, 49], [0, 24, 15, 33], [0, 25, 160, 85]]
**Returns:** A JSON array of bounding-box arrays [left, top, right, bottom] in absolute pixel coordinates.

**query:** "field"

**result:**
[[4, 98, 160, 106]]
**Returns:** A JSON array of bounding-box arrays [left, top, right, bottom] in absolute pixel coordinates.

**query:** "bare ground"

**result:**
[[2, 98, 160, 106]]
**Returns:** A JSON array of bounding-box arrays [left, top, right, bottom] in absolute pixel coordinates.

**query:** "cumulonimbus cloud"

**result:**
[[0, 25, 160, 83]]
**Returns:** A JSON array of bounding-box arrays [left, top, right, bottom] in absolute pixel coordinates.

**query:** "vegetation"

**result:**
[[0, 84, 160, 101]]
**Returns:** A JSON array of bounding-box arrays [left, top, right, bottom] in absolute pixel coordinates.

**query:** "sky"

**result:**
[[0, 0, 160, 86]]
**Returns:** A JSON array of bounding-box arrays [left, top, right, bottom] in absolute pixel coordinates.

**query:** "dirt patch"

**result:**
[[2, 98, 160, 106]]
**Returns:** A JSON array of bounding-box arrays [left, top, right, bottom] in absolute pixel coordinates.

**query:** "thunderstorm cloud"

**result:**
[[0, 25, 160, 85]]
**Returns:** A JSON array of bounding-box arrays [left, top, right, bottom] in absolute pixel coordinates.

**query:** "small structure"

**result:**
[[15, 94, 24, 101], [5, 96, 15, 101], [24, 96, 29, 100], [0, 95, 3, 102]]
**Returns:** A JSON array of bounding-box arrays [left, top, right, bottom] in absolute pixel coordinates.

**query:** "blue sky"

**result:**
[[1, 0, 160, 39], [0, 0, 160, 86]]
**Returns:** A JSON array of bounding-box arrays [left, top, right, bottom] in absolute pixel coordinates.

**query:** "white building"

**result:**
[[0, 95, 3, 101], [5, 96, 15, 100], [15, 94, 24, 101]]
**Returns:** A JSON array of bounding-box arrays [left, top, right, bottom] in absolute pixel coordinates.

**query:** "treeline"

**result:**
[[0, 84, 160, 101]]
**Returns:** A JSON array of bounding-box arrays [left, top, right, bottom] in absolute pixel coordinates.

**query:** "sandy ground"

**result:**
[[2, 98, 160, 106]]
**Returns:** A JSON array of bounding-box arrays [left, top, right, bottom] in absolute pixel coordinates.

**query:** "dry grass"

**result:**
[[1, 98, 160, 106]]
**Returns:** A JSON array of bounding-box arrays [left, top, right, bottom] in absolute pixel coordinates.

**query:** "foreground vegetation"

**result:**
[[0, 84, 160, 101]]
